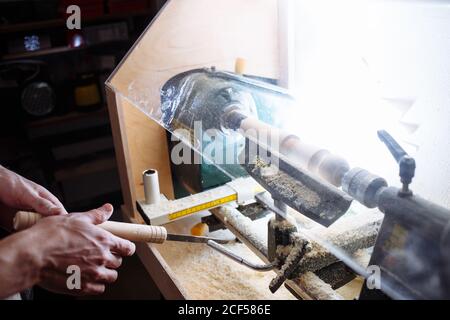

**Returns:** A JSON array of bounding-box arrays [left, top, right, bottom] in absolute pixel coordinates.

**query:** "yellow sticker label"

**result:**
[[168, 193, 237, 220]]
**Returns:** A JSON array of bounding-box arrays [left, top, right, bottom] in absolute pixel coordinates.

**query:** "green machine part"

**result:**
[[161, 67, 295, 196]]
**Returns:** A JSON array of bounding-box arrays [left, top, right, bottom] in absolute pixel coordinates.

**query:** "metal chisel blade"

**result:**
[[166, 233, 235, 244]]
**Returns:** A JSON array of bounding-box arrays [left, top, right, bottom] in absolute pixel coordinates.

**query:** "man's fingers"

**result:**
[[81, 283, 106, 295], [85, 266, 118, 284], [22, 185, 66, 216], [74, 204, 114, 225], [37, 188, 67, 215], [39, 269, 72, 295], [98, 267, 118, 284], [110, 235, 136, 257], [48, 206, 68, 215], [104, 253, 123, 269], [39, 269, 106, 296], [31, 196, 62, 217]]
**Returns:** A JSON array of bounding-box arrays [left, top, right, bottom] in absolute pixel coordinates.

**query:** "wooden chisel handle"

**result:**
[[13, 211, 167, 244]]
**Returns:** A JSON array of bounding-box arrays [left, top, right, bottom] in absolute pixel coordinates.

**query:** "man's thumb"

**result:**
[[81, 203, 114, 225]]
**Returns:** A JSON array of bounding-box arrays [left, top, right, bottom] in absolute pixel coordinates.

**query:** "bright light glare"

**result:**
[[284, 0, 412, 185]]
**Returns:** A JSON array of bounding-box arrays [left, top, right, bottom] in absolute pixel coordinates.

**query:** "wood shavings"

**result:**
[[295, 272, 344, 300], [218, 205, 268, 255], [156, 241, 294, 300], [153, 213, 293, 300], [352, 248, 372, 268], [288, 203, 383, 274], [295, 219, 380, 274], [270, 214, 297, 231], [253, 163, 320, 208], [276, 245, 293, 257]]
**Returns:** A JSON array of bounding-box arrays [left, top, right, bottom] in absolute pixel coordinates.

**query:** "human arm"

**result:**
[[0, 204, 135, 298], [0, 165, 67, 219]]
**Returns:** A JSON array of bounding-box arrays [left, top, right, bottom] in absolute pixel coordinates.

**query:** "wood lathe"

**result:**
[[130, 67, 450, 300], [103, 0, 450, 300]]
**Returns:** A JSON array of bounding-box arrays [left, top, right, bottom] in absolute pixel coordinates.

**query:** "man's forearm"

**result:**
[[0, 231, 42, 299]]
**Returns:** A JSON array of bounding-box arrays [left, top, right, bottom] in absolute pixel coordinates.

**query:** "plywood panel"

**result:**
[[107, 0, 280, 216], [107, 90, 174, 218], [121, 97, 174, 202], [109, 0, 279, 117], [106, 0, 282, 298]]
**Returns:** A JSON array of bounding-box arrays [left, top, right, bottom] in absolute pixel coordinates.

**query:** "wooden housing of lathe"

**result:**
[[106, 0, 288, 299]]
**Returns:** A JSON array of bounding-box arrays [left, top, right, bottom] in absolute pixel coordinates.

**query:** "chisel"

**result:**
[[13, 211, 234, 245]]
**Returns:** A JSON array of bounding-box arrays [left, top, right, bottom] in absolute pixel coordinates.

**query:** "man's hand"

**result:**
[[0, 165, 66, 216], [31, 204, 136, 295], [0, 204, 135, 298]]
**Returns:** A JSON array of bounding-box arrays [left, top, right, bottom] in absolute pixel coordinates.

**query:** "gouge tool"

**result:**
[[13, 211, 234, 245]]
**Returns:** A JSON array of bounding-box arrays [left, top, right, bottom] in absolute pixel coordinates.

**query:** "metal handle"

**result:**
[[377, 130, 416, 196], [207, 240, 275, 272], [377, 130, 408, 162]]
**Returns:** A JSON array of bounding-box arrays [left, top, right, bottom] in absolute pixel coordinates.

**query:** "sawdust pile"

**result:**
[[255, 164, 321, 208], [218, 205, 268, 255], [156, 240, 294, 300], [155, 213, 293, 300], [296, 272, 344, 300], [286, 202, 382, 274]]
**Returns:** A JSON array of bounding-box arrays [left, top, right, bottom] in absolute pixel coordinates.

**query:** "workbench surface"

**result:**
[[154, 213, 295, 300]]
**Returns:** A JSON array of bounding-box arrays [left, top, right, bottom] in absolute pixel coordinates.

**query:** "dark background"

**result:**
[[0, 0, 167, 299]]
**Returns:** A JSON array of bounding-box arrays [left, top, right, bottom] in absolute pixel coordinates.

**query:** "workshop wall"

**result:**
[[291, 0, 450, 208]]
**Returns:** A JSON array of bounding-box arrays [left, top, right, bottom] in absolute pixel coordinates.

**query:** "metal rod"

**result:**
[[274, 198, 287, 221], [166, 234, 235, 245], [255, 192, 287, 220], [207, 240, 275, 272]]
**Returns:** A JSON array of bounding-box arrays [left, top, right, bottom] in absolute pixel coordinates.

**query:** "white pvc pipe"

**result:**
[[143, 169, 161, 205]]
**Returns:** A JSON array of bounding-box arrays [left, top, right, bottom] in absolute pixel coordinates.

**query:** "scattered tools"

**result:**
[[13, 211, 235, 245]]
